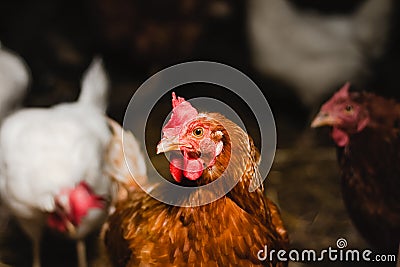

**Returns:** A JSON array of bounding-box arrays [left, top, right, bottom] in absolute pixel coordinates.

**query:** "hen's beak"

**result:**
[[156, 136, 180, 154], [311, 112, 340, 128]]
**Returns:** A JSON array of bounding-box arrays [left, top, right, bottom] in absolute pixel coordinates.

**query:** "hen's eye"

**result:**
[[345, 105, 353, 112], [192, 127, 204, 137]]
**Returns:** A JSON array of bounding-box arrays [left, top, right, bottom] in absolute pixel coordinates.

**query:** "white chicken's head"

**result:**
[[47, 182, 105, 234]]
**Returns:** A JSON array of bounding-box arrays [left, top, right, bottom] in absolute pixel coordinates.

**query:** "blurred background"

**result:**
[[1, 0, 400, 266]]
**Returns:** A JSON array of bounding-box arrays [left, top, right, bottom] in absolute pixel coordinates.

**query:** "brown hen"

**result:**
[[105, 93, 288, 266], [312, 83, 400, 255]]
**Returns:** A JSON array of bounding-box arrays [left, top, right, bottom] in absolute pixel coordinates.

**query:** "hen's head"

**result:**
[[47, 182, 105, 234], [157, 93, 231, 184], [311, 83, 370, 147]]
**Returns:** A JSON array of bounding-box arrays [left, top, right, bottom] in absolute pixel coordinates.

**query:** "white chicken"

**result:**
[[0, 42, 30, 121], [0, 58, 111, 267], [247, 0, 393, 107]]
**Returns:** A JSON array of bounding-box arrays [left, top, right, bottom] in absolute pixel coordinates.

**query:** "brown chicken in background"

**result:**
[[105, 93, 288, 266], [312, 83, 400, 254]]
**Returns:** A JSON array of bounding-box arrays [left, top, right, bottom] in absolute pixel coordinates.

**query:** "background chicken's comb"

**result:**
[[335, 82, 351, 98]]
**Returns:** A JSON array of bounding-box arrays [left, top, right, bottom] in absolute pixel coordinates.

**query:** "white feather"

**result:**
[[105, 118, 147, 186], [0, 43, 30, 121], [104, 118, 148, 210], [248, 0, 393, 107], [78, 57, 109, 112], [0, 58, 111, 267]]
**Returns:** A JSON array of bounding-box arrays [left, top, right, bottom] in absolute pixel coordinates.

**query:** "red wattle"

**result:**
[[47, 212, 67, 232], [170, 155, 184, 182], [169, 152, 204, 182], [183, 157, 204, 180], [332, 127, 349, 147]]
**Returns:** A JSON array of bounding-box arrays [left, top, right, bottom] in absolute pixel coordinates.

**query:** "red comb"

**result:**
[[334, 82, 350, 99], [172, 92, 186, 108], [162, 92, 198, 138], [321, 82, 351, 110]]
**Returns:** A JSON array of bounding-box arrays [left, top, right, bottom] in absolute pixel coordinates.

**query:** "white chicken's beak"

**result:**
[[311, 112, 340, 128], [156, 135, 180, 154], [65, 220, 77, 236]]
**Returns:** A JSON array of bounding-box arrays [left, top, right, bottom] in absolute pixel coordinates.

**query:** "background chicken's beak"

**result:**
[[156, 136, 180, 154], [311, 112, 339, 128]]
